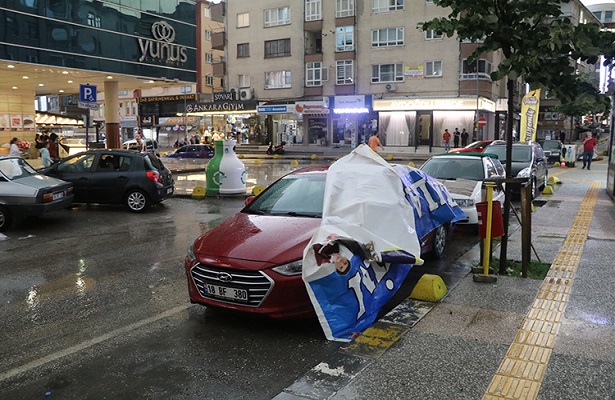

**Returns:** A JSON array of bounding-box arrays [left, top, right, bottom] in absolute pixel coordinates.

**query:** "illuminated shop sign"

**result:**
[[139, 21, 188, 64], [257, 105, 295, 114], [374, 98, 496, 112], [295, 101, 329, 114], [138, 94, 196, 103], [186, 100, 257, 113], [333, 95, 369, 114]]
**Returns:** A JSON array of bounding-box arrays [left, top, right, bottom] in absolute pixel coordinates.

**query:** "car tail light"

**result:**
[[43, 193, 53, 203], [146, 171, 163, 184]]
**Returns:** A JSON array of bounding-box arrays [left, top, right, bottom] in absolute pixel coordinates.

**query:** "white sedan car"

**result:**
[[419, 153, 506, 225]]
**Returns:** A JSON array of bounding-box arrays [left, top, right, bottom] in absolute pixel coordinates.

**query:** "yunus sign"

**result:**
[[138, 21, 188, 64]]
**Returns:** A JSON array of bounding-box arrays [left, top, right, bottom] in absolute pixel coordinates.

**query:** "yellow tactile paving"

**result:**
[[483, 181, 600, 399]]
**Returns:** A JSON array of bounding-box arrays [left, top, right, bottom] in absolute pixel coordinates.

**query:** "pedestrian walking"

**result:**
[[368, 132, 384, 152], [9, 137, 21, 157], [461, 129, 469, 147], [581, 132, 597, 170], [48, 133, 59, 162], [559, 130, 566, 144], [40, 140, 52, 167], [453, 128, 461, 148], [442, 129, 451, 152]]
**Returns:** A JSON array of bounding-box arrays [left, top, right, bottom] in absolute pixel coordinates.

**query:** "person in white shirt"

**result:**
[[9, 137, 21, 157]]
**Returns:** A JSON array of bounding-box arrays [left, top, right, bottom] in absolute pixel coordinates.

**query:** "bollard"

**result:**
[[474, 182, 498, 283]]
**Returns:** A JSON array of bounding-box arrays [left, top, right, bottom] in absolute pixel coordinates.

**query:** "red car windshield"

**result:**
[[244, 174, 326, 217]]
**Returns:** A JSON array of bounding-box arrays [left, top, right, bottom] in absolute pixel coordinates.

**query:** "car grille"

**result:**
[[190, 264, 274, 307]]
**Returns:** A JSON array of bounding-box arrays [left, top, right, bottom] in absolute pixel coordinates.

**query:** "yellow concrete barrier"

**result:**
[[542, 185, 554, 195], [191, 186, 206, 199], [311, 154, 318, 160], [408, 161, 415, 168], [385, 154, 393, 161], [254, 159, 262, 166], [273, 154, 279, 159], [409, 274, 447, 302], [252, 185, 265, 196], [291, 160, 299, 166], [547, 176, 561, 185]]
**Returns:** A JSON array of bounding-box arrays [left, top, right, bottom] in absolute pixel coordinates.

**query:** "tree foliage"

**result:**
[[420, 0, 615, 107]]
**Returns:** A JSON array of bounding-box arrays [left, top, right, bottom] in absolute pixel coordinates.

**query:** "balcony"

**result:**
[[211, 31, 225, 51], [211, 2, 225, 23]]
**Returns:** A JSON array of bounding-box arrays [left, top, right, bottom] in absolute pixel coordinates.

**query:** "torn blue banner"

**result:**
[[303, 145, 465, 341]]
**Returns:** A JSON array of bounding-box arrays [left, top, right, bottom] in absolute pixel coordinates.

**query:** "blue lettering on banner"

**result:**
[[257, 105, 289, 113]]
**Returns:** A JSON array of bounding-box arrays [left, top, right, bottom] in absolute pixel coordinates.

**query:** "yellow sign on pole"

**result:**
[[519, 89, 541, 143]]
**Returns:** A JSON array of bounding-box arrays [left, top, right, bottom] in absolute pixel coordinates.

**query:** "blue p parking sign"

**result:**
[[80, 84, 97, 102]]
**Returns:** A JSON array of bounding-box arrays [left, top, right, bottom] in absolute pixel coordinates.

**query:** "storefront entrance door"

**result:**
[[417, 113, 432, 148]]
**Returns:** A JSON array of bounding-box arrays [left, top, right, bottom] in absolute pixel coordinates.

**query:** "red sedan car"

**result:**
[[185, 166, 452, 318], [448, 140, 497, 154]]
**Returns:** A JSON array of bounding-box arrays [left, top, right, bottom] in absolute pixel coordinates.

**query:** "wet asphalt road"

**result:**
[[0, 162, 480, 399]]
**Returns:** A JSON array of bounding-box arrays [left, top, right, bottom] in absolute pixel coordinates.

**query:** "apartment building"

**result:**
[[216, 0, 512, 148]]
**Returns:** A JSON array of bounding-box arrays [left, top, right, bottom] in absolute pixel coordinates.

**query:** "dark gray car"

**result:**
[[484, 141, 548, 199], [41, 149, 174, 212]]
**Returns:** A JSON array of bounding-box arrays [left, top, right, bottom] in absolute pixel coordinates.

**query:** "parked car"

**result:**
[[419, 153, 506, 225], [41, 149, 174, 212], [483, 141, 548, 199], [122, 139, 159, 154], [185, 165, 457, 318], [448, 140, 497, 154], [538, 139, 563, 163], [166, 144, 214, 159], [0, 156, 73, 231]]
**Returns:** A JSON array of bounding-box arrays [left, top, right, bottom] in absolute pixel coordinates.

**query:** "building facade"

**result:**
[[0, 0, 197, 148]]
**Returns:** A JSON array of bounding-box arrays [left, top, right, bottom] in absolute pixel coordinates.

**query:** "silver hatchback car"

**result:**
[[0, 156, 73, 231]]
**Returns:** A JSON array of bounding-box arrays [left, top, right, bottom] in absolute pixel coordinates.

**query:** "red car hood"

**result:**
[[193, 212, 321, 268]]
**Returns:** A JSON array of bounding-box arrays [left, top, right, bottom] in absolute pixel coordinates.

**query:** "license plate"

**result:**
[[205, 284, 248, 302], [167, 187, 173, 194], [52, 191, 65, 201]]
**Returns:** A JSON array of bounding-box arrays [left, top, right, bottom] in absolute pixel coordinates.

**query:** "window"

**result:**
[[87, 12, 101, 28], [336, 0, 355, 17], [336, 60, 353, 85], [203, 6, 211, 18], [237, 12, 249, 27], [306, 62, 328, 86], [264, 7, 291, 27], [426, 61, 442, 77], [460, 59, 491, 79], [336, 26, 354, 51], [205, 30, 211, 40], [371, 63, 403, 82], [238, 74, 251, 88], [606, 11, 613, 22], [205, 75, 214, 86], [305, 0, 322, 21], [205, 53, 213, 63], [593, 11, 602, 20], [237, 43, 250, 58], [425, 29, 442, 40], [265, 71, 292, 89], [373, 0, 404, 13], [265, 39, 291, 58], [371, 27, 404, 47]]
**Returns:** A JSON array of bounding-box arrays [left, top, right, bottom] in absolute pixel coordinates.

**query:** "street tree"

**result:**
[[420, 0, 615, 273]]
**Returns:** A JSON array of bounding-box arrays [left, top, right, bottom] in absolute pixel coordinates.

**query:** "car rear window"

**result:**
[[144, 154, 166, 171]]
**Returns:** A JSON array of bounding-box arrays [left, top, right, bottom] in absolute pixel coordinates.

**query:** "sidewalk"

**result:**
[[275, 160, 615, 399]]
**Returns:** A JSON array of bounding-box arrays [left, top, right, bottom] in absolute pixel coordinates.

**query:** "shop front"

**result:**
[[186, 99, 259, 144], [331, 95, 376, 148], [296, 101, 330, 146], [373, 97, 496, 149], [256, 104, 301, 146]]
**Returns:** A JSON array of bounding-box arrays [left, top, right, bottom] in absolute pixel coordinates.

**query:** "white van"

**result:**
[[122, 139, 159, 154]]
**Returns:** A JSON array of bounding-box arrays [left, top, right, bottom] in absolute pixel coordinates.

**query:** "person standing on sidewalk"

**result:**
[[461, 128, 469, 147], [40, 140, 52, 168], [442, 129, 451, 152], [581, 132, 597, 170], [368, 132, 384, 152], [453, 128, 461, 148]]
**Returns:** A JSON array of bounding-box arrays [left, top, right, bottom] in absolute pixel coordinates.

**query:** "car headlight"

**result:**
[[455, 199, 475, 207], [516, 167, 532, 178], [272, 260, 303, 276], [187, 243, 197, 263]]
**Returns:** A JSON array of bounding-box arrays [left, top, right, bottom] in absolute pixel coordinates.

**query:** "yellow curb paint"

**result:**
[[191, 186, 206, 199], [273, 154, 279, 159], [483, 182, 600, 400], [409, 274, 447, 302], [254, 160, 262, 166]]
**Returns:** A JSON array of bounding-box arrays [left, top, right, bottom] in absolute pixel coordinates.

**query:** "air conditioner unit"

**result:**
[[239, 88, 254, 100], [385, 83, 397, 92]]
